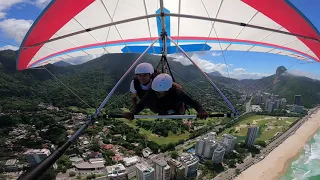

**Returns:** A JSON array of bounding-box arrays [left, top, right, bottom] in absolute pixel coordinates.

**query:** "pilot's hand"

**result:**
[[124, 112, 134, 120], [197, 110, 208, 119]]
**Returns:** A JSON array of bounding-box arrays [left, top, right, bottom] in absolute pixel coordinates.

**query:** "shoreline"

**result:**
[[275, 129, 316, 179], [235, 108, 320, 180]]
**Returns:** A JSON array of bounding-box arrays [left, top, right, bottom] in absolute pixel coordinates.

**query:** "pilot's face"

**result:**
[[137, 73, 151, 85]]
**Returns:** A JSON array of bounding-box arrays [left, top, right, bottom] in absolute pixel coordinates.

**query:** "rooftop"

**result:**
[[74, 161, 105, 169], [123, 156, 140, 165], [106, 164, 127, 176], [136, 162, 154, 173], [222, 134, 237, 140], [180, 154, 198, 165], [5, 159, 18, 166], [23, 149, 50, 155], [70, 157, 84, 163]]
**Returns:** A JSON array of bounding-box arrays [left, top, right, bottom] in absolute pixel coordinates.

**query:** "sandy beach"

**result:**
[[235, 108, 320, 180]]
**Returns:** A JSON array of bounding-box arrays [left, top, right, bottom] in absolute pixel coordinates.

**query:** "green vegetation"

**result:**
[[170, 151, 179, 159], [198, 161, 225, 179], [136, 119, 189, 137], [0, 50, 243, 113], [121, 119, 190, 145], [57, 155, 72, 173], [219, 115, 298, 143]]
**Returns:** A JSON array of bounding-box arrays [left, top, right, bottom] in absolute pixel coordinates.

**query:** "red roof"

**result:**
[[102, 144, 114, 150]]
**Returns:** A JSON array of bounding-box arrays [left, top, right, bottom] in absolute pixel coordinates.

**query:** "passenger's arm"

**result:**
[[178, 89, 204, 112], [131, 93, 138, 109], [173, 82, 183, 89], [130, 91, 150, 115], [130, 80, 138, 109]]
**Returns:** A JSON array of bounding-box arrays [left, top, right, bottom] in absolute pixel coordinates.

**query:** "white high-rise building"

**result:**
[[255, 93, 262, 105], [195, 138, 205, 156], [136, 162, 155, 180], [203, 140, 217, 159], [207, 132, 217, 140], [221, 134, 237, 153], [271, 94, 279, 101], [167, 159, 185, 180], [291, 104, 304, 113], [245, 125, 259, 147], [154, 158, 170, 180], [265, 99, 271, 110], [262, 92, 270, 102], [274, 100, 280, 109], [23, 149, 51, 166], [212, 144, 226, 164], [268, 101, 275, 113], [195, 131, 218, 157], [180, 154, 199, 178], [280, 98, 287, 109]]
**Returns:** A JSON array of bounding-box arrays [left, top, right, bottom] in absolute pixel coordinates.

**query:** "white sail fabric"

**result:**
[[16, 0, 320, 70]]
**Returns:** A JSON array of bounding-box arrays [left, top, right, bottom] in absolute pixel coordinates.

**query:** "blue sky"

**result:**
[[0, 0, 320, 80]]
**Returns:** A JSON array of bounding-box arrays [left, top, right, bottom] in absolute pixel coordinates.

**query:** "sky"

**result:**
[[0, 0, 320, 80]]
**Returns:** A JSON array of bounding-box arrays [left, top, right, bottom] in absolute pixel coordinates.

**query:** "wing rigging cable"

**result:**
[[14, 0, 320, 179], [43, 66, 93, 108]]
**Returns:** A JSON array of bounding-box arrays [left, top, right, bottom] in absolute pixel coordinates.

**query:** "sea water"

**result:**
[[281, 129, 320, 180]]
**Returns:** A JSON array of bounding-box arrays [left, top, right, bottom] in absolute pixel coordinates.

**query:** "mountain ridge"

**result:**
[[1, 50, 320, 109]]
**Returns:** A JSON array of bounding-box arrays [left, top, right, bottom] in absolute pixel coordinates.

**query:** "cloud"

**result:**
[[33, 0, 51, 9], [65, 54, 103, 65], [0, 0, 25, 19], [288, 69, 320, 80], [226, 68, 272, 80], [212, 52, 222, 56], [233, 68, 246, 73], [0, 18, 33, 43], [170, 53, 228, 73], [0, 12, 5, 19], [169, 53, 272, 79], [0, 45, 19, 51]]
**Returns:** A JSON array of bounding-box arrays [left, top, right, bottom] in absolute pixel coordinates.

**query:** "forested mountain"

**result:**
[[1, 49, 319, 113], [0, 50, 241, 113]]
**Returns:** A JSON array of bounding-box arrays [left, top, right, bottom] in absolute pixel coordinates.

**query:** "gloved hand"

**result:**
[[197, 110, 208, 119], [124, 112, 134, 120]]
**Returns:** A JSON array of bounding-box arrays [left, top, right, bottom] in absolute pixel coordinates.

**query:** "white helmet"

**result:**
[[152, 73, 173, 92], [135, 63, 154, 74]]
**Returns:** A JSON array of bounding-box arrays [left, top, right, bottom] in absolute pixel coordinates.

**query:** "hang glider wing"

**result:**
[[16, 0, 320, 70]]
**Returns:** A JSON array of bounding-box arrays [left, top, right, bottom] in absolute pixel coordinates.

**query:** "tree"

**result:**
[[236, 169, 241, 175], [170, 151, 179, 159], [90, 143, 100, 152], [102, 150, 115, 157], [57, 155, 72, 169], [38, 168, 57, 180], [228, 159, 237, 168], [69, 171, 76, 177], [62, 167, 67, 173], [255, 140, 267, 147], [166, 143, 176, 151]]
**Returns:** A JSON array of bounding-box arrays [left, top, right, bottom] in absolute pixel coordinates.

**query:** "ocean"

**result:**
[[281, 128, 320, 180]]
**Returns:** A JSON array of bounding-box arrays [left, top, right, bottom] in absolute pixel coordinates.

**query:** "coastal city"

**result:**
[[1, 92, 316, 180], [1, 1, 319, 180]]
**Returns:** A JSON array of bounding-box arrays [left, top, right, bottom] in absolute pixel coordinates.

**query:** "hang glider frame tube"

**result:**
[[18, 115, 93, 180], [167, 13, 320, 43], [93, 36, 161, 118], [18, 36, 161, 180], [104, 113, 236, 119]]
